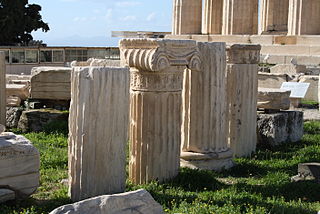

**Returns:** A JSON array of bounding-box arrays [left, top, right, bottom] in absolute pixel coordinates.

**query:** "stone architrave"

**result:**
[[259, 0, 289, 34], [120, 39, 197, 184], [222, 0, 259, 35], [257, 88, 291, 110], [0, 52, 6, 125], [181, 42, 233, 171], [288, 0, 320, 35], [30, 67, 72, 100], [202, 0, 223, 34], [172, 0, 202, 35], [227, 44, 261, 157], [68, 66, 130, 202]]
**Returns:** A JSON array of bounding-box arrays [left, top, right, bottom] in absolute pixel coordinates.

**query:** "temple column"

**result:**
[[172, 0, 202, 35], [222, 0, 259, 35], [259, 0, 289, 34], [181, 42, 234, 170], [68, 66, 130, 201], [0, 52, 6, 125], [227, 45, 261, 157], [288, 0, 320, 35], [120, 39, 198, 184], [202, 0, 224, 34]]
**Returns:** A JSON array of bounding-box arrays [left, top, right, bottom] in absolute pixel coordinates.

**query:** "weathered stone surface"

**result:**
[[172, 0, 202, 35], [6, 107, 23, 129], [0, 124, 5, 134], [0, 132, 40, 198], [257, 88, 291, 110], [259, 0, 289, 34], [71, 58, 121, 67], [6, 84, 30, 100], [0, 52, 6, 125], [6, 74, 31, 84], [181, 42, 233, 170], [30, 67, 71, 100], [298, 75, 319, 102], [120, 39, 195, 184], [17, 109, 68, 133], [7, 96, 21, 107], [69, 66, 129, 202], [222, 0, 259, 35], [291, 163, 320, 183], [258, 72, 290, 89], [288, 0, 320, 35], [0, 189, 15, 203], [257, 111, 304, 146], [227, 44, 260, 157], [270, 64, 307, 75], [49, 189, 164, 214]]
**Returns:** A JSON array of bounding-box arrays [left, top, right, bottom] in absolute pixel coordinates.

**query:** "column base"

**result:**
[[180, 149, 234, 171]]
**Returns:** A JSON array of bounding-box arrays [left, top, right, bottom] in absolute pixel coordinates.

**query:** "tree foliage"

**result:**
[[0, 0, 49, 46]]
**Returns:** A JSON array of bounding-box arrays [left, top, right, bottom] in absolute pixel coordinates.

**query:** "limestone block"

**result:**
[[258, 72, 290, 89], [222, 0, 259, 35], [259, 0, 289, 34], [227, 44, 261, 157], [298, 75, 319, 102], [6, 74, 31, 84], [270, 64, 307, 75], [69, 66, 129, 201], [71, 58, 121, 67], [257, 111, 304, 146], [0, 52, 6, 125], [0, 124, 5, 134], [30, 67, 72, 100], [0, 132, 40, 198], [120, 39, 196, 184], [6, 96, 21, 107], [50, 189, 164, 214], [202, 0, 223, 34], [0, 189, 15, 203], [258, 88, 291, 110], [172, 0, 202, 35], [181, 42, 233, 171], [18, 109, 68, 133], [288, 0, 320, 35], [6, 84, 30, 100]]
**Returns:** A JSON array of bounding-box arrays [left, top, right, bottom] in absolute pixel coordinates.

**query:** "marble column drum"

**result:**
[[202, 0, 223, 34], [181, 42, 234, 171], [288, 0, 320, 35], [172, 0, 202, 35], [0, 52, 6, 125], [259, 0, 289, 34], [68, 66, 130, 202], [120, 39, 198, 184], [222, 0, 259, 35], [227, 44, 261, 157]]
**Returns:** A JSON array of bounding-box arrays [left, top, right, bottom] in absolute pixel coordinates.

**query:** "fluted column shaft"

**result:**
[[288, 0, 320, 35], [68, 66, 129, 201], [222, 0, 259, 35], [259, 0, 289, 34], [181, 42, 233, 171], [0, 52, 6, 125], [202, 0, 223, 34], [227, 45, 261, 157], [172, 0, 202, 35], [120, 39, 198, 184]]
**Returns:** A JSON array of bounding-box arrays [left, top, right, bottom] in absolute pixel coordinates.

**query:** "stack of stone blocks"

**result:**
[[67, 38, 262, 202]]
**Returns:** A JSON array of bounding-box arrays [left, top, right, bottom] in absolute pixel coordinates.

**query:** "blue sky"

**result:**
[[30, 0, 172, 47]]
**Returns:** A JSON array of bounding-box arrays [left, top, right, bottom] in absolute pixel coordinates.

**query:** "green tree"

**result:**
[[0, 0, 49, 46]]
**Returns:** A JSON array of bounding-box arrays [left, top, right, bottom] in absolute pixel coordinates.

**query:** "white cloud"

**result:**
[[121, 15, 137, 21], [146, 12, 156, 21], [116, 1, 141, 7]]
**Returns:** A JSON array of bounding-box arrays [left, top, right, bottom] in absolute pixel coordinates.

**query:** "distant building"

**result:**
[[0, 46, 120, 75], [112, 31, 171, 39]]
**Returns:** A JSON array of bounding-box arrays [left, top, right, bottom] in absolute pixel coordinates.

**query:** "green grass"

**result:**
[[1, 122, 320, 214]]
